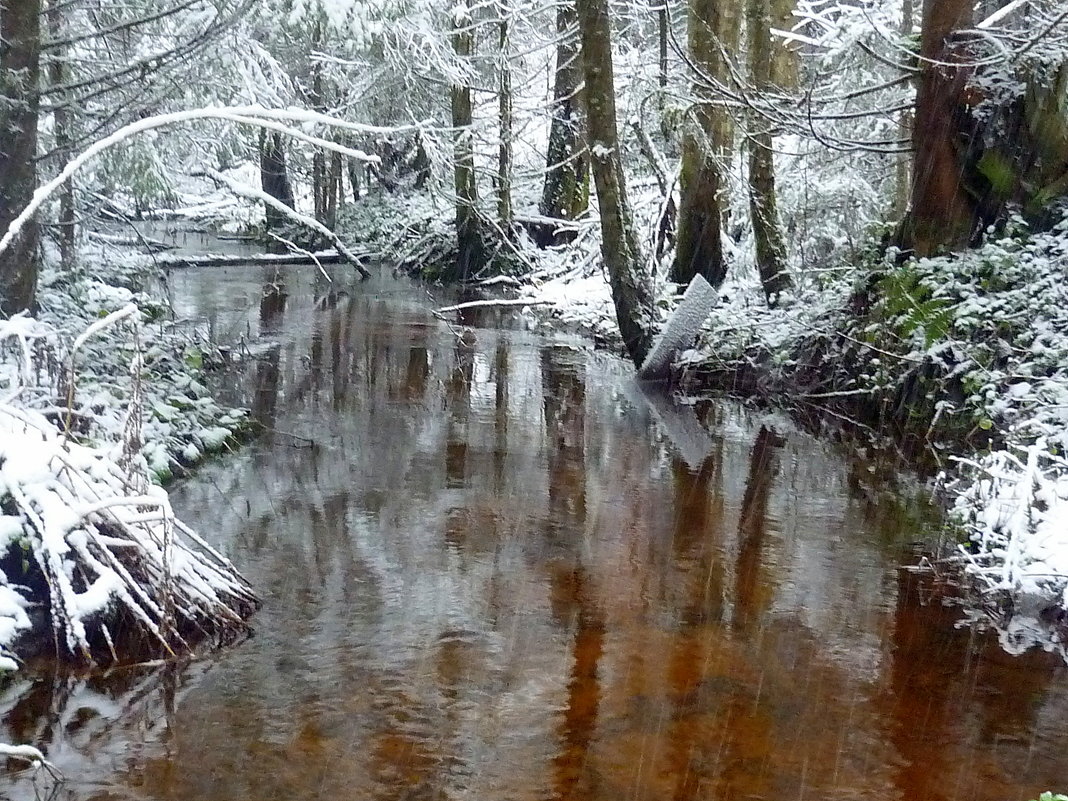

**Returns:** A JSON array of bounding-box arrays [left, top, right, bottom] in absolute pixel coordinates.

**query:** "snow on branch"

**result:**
[[194, 166, 372, 279], [0, 105, 432, 260], [0, 741, 60, 782], [953, 440, 1068, 611]]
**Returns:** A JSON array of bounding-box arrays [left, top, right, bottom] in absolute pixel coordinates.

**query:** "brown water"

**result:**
[[3, 263, 1068, 801]]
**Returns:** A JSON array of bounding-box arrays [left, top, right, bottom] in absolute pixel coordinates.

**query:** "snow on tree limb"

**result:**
[[195, 166, 372, 280], [0, 105, 430, 260]]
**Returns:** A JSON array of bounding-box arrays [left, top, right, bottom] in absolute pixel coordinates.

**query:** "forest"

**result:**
[[1, 0, 1068, 795]]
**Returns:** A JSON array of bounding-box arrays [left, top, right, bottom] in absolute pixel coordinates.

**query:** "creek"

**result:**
[[3, 249, 1068, 800]]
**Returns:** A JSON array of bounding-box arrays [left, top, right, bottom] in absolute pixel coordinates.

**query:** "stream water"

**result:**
[[3, 257, 1068, 801]]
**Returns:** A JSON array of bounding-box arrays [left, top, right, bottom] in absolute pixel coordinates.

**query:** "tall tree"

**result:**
[[45, 0, 76, 272], [451, 0, 484, 279], [892, 0, 914, 219], [539, 3, 588, 228], [904, 0, 974, 255], [497, 6, 514, 230], [576, 0, 656, 366], [673, 0, 739, 287], [259, 130, 295, 232], [745, 0, 792, 305], [0, 0, 43, 314]]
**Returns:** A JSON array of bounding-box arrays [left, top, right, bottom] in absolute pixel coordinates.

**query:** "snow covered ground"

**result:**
[[0, 239, 257, 669]]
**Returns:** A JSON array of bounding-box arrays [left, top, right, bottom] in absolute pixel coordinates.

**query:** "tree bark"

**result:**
[[539, 3, 589, 231], [904, 0, 975, 255], [452, 0, 484, 280], [770, 0, 799, 89], [746, 0, 791, 304], [892, 0, 914, 219], [497, 11, 514, 229], [323, 150, 342, 230], [0, 0, 43, 314], [673, 0, 739, 288], [46, 0, 76, 273], [656, 0, 669, 137], [258, 130, 295, 232], [309, 20, 326, 224], [577, 0, 656, 367]]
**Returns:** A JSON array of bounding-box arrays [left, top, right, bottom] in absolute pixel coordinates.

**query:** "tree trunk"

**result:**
[[893, 0, 914, 219], [656, 0, 669, 137], [497, 11, 514, 230], [309, 20, 328, 224], [348, 161, 361, 203], [323, 150, 342, 230], [577, 0, 656, 367], [539, 3, 589, 231], [904, 0, 975, 255], [746, 0, 791, 305], [46, 0, 76, 273], [259, 130, 295, 232], [770, 0, 799, 89], [0, 0, 43, 315], [346, 137, 362, 202], [673, 0, 739, 288], [452, 0, 484, 280]]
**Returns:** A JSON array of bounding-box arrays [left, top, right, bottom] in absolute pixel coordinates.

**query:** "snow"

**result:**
[[0, 234, 258, 670], [639, 275, 717, 379], [0, 393, 255, 663]]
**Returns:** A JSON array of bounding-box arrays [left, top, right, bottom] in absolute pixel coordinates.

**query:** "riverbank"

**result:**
[[340, 190, 1068, 649], [0, 238, 258, 669]]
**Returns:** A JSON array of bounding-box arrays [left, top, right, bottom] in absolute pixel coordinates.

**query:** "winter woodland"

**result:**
[[1, 0, 1068, 781]]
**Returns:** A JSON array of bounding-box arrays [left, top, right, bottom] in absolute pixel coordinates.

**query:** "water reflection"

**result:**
[[4, 263, 1068, 801]]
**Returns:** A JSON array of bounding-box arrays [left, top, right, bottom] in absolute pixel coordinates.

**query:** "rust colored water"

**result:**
[[3, 263, 1067, 800]]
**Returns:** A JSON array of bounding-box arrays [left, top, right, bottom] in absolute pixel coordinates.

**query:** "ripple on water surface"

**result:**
[[3, 261, 1068, 801]]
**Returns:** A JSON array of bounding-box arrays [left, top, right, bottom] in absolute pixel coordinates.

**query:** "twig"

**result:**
[[434, 298, 554, 314]]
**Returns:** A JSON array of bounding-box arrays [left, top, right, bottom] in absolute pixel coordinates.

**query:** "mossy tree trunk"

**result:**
[[577, 0, 656, 367], [673, 0, 739, 288], [540, 3, 589, 229], [0, 0, 43, 315], [46, 0, 76, 273], [452, 0, 485, 280], [893, 0, 914, 219], [655, 0, 669, 137], [745, 0, 791, 305]]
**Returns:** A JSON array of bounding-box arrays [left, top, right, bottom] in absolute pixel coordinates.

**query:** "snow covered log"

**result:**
[[0, 403, 259, 667], [638, 274, 718, 381], [0, 313, 258, 668]]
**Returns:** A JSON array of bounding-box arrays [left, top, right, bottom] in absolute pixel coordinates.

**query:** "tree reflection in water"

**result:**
[[5, 263, 1068, 801]]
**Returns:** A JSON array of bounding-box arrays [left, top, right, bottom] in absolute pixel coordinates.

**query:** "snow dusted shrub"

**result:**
[[954, 442, 1068, 611], [37, 263, 252, 481], [0, 312, 257, 669], [885, 209, 1068, 622]]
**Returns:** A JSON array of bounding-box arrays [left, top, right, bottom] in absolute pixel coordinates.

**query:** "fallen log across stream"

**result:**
[[157, 249, 369, 270]]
